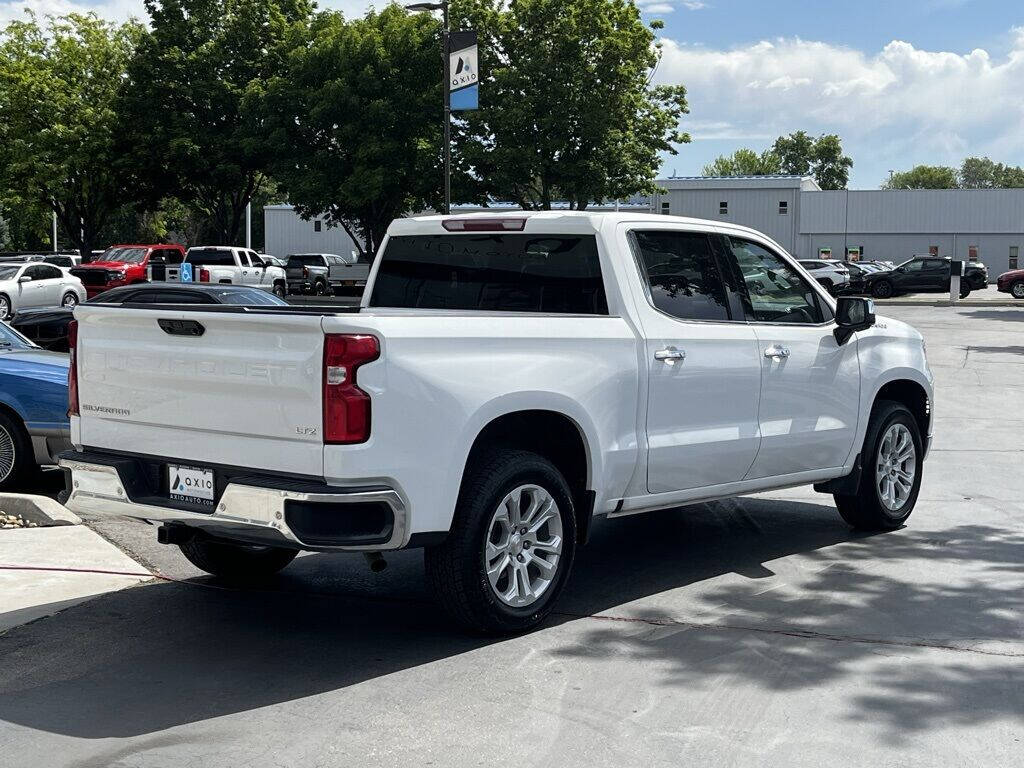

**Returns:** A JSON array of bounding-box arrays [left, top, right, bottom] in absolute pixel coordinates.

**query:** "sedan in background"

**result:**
[[11, 282, 288, 352], [0, 321, 70, 489], [996, 268, 1024, 299], [0, 262, 86, 320]]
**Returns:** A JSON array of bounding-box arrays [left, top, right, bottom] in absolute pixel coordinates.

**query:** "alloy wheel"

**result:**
[[0, 296, 9, 319], [0, 425, 15, 484], [484, 484, 564, 608], [63, 293, 78, 308], [875, 423, 916, 512], [1012, 282, 1024, 299]]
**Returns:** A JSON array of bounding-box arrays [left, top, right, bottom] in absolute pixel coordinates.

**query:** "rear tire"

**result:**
[[0, 410, 36, 491], [314, 280, 327, 296], [61, 291, 79, 309], [834, 401, 923, 531], [272, 283, 287, 300], [178, 536, 298, 580], [425, 448, 577, 635], [959, 285, 972, 299], [1011, 281, 1024, 299]]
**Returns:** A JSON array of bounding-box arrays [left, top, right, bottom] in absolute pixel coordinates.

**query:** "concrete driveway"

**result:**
[[0, 305, 1021, 767]]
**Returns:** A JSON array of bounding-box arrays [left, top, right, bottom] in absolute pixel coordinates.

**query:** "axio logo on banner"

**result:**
[[449, 30, 479, 111]]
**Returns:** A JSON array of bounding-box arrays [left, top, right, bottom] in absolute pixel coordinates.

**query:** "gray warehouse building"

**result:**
[[651, 176, 1023, 276]]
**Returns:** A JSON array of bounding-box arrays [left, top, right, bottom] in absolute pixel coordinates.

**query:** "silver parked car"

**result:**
[[0, 262, 87, 320], [798, 259, 851, 292]]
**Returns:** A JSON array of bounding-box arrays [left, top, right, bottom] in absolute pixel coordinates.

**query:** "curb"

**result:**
[[0, 493, 81, 527]]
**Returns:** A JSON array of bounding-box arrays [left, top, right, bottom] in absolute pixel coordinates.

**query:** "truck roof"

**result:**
[[391, 210, 773, 241]]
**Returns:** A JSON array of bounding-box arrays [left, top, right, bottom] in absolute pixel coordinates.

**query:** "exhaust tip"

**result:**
[[363, 552, 387, 573]]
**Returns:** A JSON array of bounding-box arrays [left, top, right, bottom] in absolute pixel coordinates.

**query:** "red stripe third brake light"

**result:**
[[323, 334, 380, 444], [442, 218, 527, 232]]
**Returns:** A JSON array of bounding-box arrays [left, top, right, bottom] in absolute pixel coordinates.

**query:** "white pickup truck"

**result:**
[[183, 246, 288, 299], [61, 213, 933, 634]]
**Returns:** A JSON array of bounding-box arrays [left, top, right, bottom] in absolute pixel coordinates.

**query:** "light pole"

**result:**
[[406, 1, 451, 215]]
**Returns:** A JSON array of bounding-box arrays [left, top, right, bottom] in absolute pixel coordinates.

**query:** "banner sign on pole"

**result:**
[[449, 30, 478, 111]]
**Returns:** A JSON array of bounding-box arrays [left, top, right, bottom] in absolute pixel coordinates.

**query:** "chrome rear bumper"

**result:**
[[59, 456, 407, 552]]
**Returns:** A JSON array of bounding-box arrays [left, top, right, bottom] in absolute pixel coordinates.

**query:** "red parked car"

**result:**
[[70, 244, 186, 298], [996, 269, 1024, 299]]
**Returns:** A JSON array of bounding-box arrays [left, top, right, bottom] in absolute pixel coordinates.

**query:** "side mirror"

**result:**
[[18, 275, 31, 283], [834, 296, 875, 345]]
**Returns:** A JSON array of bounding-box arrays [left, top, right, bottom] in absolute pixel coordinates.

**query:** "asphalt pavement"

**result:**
[[0, 304, 1021, 767]]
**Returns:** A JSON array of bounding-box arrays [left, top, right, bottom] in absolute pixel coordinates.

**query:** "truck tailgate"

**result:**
[[75, 307, 327, 476]]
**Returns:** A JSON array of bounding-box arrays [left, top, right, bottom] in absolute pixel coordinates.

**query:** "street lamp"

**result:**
[[406, 1, 451, 215]]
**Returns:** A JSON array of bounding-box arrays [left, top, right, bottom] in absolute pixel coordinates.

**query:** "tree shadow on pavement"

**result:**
[[0, 497, 1021, 742]]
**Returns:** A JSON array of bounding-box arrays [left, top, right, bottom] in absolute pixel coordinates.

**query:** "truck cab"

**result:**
[[70, 244, 185, 298], [184, 246, 287, 299]]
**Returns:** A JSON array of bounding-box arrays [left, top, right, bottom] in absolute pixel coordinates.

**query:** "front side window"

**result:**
[[370, 234, 607, 314], [632, 230, 730, 322], [727, 237, 824, 324]]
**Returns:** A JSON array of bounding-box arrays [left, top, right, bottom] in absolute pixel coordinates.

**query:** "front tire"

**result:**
[[871, 280, 893, 299], [178, 535, 297, 580], [425, 449, 577, 634], [835, 401, 923, 530], [0, 294, 11, 320], [0, 411, 35, 491], [1011, 281, 1024, 300]]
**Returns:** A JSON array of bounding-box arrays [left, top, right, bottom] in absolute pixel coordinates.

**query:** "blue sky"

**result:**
[[4, 0, 1023, 187]]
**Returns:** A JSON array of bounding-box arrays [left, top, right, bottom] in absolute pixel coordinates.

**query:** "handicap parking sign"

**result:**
[[180, 263, 193, 283]]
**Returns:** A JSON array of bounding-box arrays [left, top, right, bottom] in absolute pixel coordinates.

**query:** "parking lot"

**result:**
[[0, 302, 1021, 767]]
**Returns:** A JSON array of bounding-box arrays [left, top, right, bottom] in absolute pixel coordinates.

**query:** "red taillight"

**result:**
[[67, 320, 79, 417], [442, 218, 527, 232], [323, 334, 379, 444], [199, 268, 210, 283], [303, 266, 309, 278]]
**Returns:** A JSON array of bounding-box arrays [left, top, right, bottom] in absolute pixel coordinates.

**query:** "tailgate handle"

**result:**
[[158, 319, 205, 337]]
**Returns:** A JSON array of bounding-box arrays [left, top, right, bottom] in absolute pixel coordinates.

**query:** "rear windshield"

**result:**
[[370, 234, 608, 314], [184, 249, 235, 266], [287, 255, 325, 266]]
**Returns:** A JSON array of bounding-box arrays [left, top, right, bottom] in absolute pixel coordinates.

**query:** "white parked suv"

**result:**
[[62, 213, 933, 634], [183, 246, 287, 298], [798, 259, 850, 291], [0, 261, 86, 320]]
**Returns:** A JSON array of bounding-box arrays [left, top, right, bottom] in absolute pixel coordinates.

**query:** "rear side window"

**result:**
[[631, 230, 730, 322], [370, 234, 608, 314]]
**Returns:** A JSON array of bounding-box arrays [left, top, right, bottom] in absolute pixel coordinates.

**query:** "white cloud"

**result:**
[[637, 0, 707, 12], [657, 31, 1024, 185]]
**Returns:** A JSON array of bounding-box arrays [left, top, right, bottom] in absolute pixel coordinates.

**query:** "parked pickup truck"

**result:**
[[183, 246, 287, 299], [285, 253, 370, 295], [70, 244, 186, 298], [61, 213, 934, 634]]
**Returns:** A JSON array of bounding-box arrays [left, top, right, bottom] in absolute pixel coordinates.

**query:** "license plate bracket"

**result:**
[[168, 464, 215, 507]]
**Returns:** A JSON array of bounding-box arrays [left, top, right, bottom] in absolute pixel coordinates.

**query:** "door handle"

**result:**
[[764, 345, 791, 359], [654, 347, 686, 362]]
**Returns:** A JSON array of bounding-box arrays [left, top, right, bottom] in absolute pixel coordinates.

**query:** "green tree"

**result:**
[[884, 165, 958, 189], [118, 0, 311, 245], [0, 202, 10, 250], [451, 0, 690, 209], [0, 13, 142, 258], [702, 148, 782, 177], [771, 130, 852, 189], [959, 157, 1024, 189], [253, 7, 449, 256]]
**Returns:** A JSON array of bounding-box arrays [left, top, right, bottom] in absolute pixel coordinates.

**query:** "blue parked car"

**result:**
[[0, 321, 70, 489]]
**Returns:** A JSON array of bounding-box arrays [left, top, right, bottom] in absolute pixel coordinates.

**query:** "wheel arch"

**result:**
[[872, 378, 931, 453], [459, 407, 597, 544]]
